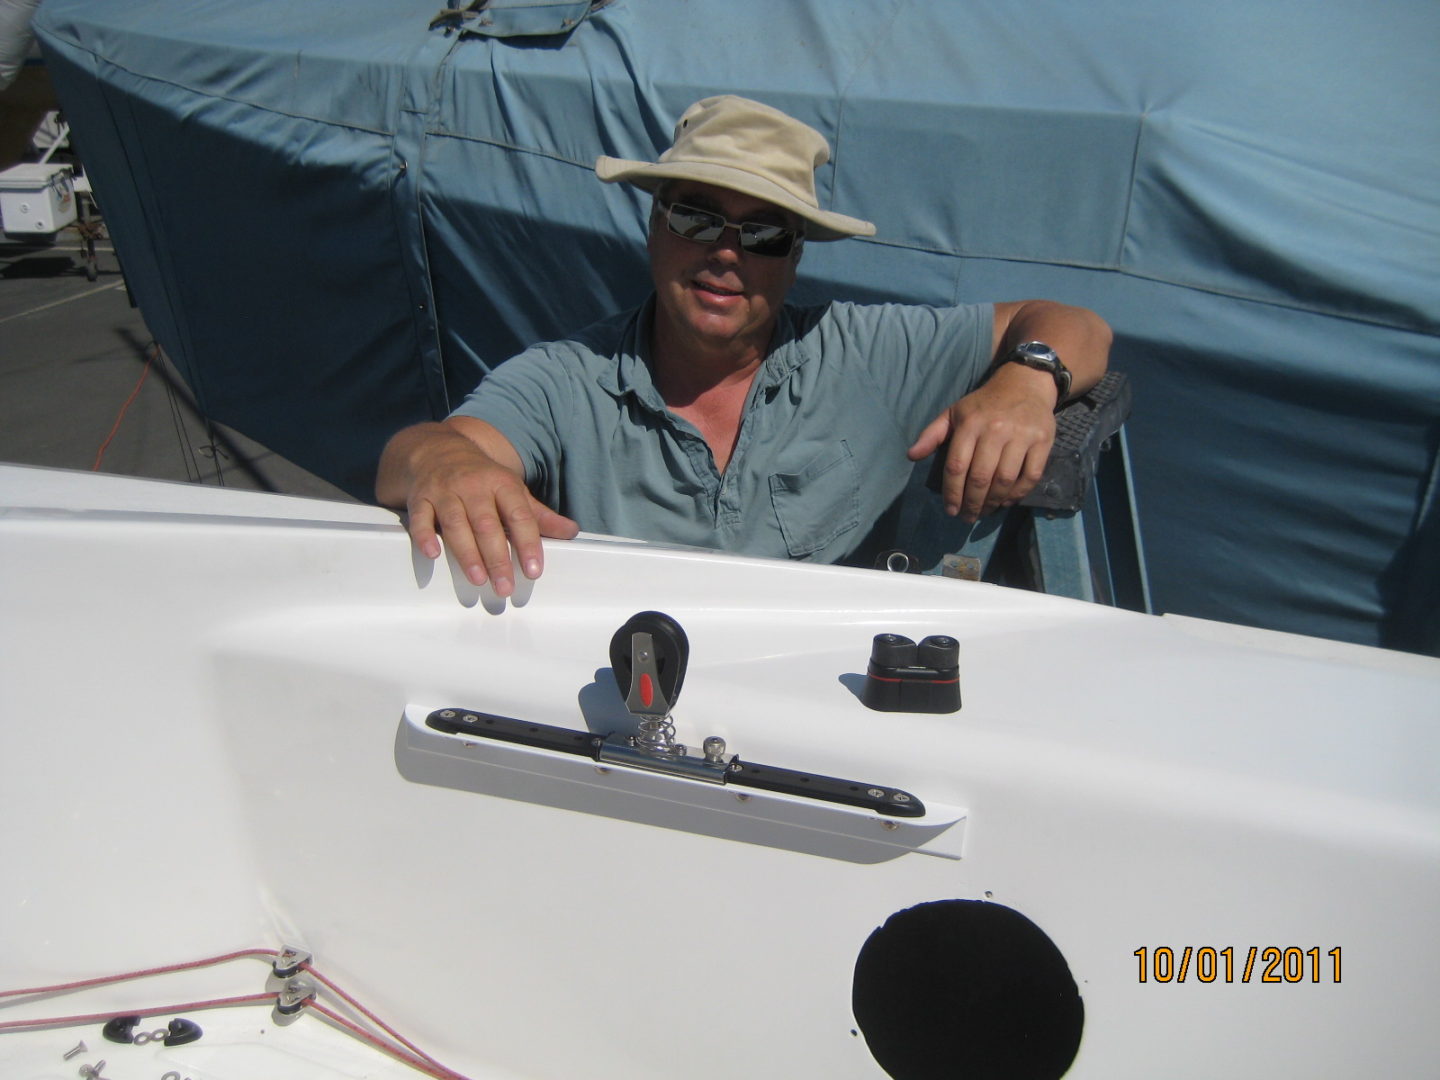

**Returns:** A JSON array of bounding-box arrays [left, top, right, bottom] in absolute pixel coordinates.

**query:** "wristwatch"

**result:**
[[998, 341, 1072, 411]]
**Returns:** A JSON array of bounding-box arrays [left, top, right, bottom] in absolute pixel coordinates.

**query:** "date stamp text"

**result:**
[[1134, 946, 1341, 984]]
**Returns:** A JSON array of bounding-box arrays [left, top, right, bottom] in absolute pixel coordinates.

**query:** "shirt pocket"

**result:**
[[768, 440, 861, 558]]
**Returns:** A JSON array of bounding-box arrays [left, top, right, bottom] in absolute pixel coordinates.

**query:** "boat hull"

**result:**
[[2, 466, 1436, 1078]]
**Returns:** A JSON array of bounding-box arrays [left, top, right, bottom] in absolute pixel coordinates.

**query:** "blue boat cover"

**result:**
[[32, 0, 1440, 654]]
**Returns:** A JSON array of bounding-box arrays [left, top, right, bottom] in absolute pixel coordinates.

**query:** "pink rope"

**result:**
[[0, 947, 473, 1079], [0, 948, 278, 1000], [0, 992, 277, 1032], [303, 962, 450, 1073], [310, 1001, 470, 1080]]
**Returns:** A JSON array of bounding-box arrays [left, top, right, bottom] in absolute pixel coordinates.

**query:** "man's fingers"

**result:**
[[908, 412, 952, 462], [958, 440, 1002, 521], [979, 441, 1034, 513], [535, 503, 581, 542], [499, 500, 580, 582], [938, 392, 1057, 520], [406, 499, 443, 561], [429, 496, 490, 588], [469, 506, 519, 595], [941, 431, 978, 517], [1004, 438, 1054, 506], [385, 426, 572, 593], [489, 485, 547, 584], [417, 485, 576, 595]]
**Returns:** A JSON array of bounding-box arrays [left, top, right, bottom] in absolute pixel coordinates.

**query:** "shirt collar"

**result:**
[[598, 296, 812, 406], [593, 298, 666, 421]]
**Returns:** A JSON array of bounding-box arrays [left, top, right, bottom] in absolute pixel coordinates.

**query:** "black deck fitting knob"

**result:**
[[870, 633, 917, 668], [102, 1015, 141, 1044], [164, 1018, 203, 1046], [917, 634, 960, 671]]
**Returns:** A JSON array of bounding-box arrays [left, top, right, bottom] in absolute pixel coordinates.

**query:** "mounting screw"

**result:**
[[62, 1042, 87, 1060]]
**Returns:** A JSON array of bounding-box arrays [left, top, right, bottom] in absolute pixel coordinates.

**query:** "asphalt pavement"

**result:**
[[0, 213, 353, 500]]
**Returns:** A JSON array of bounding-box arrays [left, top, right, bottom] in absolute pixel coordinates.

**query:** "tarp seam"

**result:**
[[425, 130, 1427, 331], [424, 125, 606, 169], [408, 36, 465, 415], [34, 30, 397, 137], [830, 0, 908, 237], [1409, 439, 1439, 540], [857, 240, 1434, 334], [1114, 110, 1148, 268], [90, 59, 208, 418]]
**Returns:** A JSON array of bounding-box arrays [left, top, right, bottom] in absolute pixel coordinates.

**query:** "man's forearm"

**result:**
[[375, 422, 456, 508], [990, 300, 1112, 403], [375, 417, 525, 508]]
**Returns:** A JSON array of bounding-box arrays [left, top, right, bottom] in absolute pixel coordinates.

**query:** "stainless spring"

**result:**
[[634, 714, 683, 755]]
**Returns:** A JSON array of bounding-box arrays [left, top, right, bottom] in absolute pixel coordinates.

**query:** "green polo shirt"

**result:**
[[450, 297, 992, 562]]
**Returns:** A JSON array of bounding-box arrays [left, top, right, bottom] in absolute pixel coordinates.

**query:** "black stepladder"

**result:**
[[856, 371, 1151, 612]]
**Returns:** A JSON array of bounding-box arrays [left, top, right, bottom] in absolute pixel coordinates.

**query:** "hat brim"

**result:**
[[595, 157, 876, 242]]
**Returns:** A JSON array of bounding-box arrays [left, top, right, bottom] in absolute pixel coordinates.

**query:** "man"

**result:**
[[377, 95, 1111, 597]]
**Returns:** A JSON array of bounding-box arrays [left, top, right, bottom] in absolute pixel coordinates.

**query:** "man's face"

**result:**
[[648, 181, 802, 360]]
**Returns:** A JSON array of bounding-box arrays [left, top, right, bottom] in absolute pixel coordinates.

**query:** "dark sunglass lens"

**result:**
[[740, 223, 795, 257], [667, 203, 723, 242]]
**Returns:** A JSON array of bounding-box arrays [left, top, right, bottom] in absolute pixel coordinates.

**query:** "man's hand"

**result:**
[[376, 419, 578, 596], [908, 299, 1111, 522], [907, 365, 1058, 521]]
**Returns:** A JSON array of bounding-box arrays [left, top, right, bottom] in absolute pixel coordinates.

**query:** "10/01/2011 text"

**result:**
[[1134, 946, 1341, 984]]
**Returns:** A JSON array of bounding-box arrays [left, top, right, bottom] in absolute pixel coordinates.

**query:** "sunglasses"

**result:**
[[657, 199, 802, 258]]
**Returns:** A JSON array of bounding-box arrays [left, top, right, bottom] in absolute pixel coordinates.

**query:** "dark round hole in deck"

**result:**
[[853, 899, 1083, 1079]]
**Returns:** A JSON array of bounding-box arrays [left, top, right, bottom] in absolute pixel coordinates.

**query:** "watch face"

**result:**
[[1008, 342, 1071, 409], [1016, 342, 1059, 370]]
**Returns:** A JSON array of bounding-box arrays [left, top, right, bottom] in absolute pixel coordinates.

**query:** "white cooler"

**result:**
[[0, 163, 79, 235]]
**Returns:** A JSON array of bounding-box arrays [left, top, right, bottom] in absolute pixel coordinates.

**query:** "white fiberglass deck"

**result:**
[[1, 465, 1437, 1079]]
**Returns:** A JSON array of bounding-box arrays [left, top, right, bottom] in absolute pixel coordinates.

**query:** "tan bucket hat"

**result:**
[[595, 95, 876, 242]]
